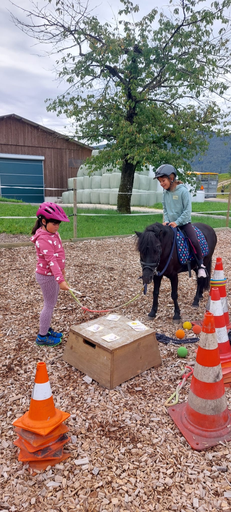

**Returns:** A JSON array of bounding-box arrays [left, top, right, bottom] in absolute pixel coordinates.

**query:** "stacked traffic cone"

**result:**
[[209, 287, 231, 386], [207, 257, 231, 330], [168, 311, 231, 450], [13, 362, 70, 470], [209, 288, 231, 363]]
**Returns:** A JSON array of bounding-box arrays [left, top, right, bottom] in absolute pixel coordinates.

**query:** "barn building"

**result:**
[[0, 114, 92, 203]]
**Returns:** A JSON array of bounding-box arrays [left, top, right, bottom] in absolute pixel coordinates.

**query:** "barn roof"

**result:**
[[0, 113, 93, 150]]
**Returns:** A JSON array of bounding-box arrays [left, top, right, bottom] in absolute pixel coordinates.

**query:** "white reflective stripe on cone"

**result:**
[[213, 270, 224, 279], [215, 326, 229, 344], [210, 299, 223, 316], [194, 363, 223, 383], [32, 381, 52, 401], [188, 391, 227, 415], [221, 297, 229, 313]]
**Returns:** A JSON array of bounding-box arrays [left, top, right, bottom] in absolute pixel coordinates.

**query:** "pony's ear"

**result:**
[[135, 231, 141, 237], [152, 224, 162, 237]]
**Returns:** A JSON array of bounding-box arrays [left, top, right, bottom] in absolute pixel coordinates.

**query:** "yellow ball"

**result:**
[[183, 321, 192, 330]]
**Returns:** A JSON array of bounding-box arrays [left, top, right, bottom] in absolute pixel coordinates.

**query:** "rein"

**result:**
[[68, 285, 145, 314], [140, 227, 177, 277]]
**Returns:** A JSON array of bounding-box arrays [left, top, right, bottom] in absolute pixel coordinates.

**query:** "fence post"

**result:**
[[226, 185, 231, 228], [73, 178, 77, 239]]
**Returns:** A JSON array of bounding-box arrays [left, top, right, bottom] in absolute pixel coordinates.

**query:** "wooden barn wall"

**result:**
[[0, 117, 92, 197]]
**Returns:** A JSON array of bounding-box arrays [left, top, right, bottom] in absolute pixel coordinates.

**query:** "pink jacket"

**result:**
[[31, 228, 65, 283]]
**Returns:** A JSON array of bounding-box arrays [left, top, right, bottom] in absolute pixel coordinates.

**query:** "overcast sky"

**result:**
[[0, 0, 166, 136], [1, 0, 230, 138]]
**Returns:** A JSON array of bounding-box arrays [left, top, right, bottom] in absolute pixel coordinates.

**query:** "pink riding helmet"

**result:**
[[36, 202, 70, 222]]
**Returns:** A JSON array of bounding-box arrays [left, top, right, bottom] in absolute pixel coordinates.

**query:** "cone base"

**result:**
[[17, 443, 70, 462], [219, 352, 231, 364], [15, 433, 70, 456], [26, 452, 70, 471], [168, 402, 231, 451], [13, 409, 70, 436], [14, 424, 69, 448], [222, 362, 231, 371]]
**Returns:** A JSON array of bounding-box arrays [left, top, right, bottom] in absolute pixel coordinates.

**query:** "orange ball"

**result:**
[[175, 329, 185, 339], [192, 324, 202, 335]]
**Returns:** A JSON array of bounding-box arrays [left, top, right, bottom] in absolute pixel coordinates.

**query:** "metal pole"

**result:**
[[73, 178, 77, 239], [226, 185, 231, 227]]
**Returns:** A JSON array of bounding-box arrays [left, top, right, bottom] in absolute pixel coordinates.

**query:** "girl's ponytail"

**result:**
[[31, 217, 43, 235]]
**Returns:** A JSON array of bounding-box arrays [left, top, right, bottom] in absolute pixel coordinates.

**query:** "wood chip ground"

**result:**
[[1, 230, 231, 512]]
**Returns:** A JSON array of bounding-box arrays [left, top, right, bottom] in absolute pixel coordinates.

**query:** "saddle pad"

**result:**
[[176, 226, 209, 265]]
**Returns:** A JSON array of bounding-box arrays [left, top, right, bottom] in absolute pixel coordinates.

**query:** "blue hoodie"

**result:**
[[162, 184, 191, 226]]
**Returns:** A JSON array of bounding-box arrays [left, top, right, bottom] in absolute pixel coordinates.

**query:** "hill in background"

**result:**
[[191, 134, 231, 174]]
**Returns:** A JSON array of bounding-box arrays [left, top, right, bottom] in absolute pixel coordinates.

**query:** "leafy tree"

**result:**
[[13, 0, 231, 212]]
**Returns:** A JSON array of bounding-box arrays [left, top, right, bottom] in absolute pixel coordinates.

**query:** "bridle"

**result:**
[[140, 227, 177, 277], [140, 260, 160, 275]]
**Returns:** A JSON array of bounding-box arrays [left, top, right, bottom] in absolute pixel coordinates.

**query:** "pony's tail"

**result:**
[[203, 258, 212, 291]]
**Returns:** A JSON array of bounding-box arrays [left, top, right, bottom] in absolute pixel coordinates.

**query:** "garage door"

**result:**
[[0, 154, 44, 202]]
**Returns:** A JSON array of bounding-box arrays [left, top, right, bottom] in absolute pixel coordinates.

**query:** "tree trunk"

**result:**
[[117, 159, 136, 213]]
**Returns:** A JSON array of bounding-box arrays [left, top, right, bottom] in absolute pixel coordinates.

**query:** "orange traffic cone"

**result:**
[[209, 287, 231, 364], [14, 423, 69, 449], [13, 362, 70, 436], [168, 311, 231, 450], [207, 257, 230, 330], [14, 432, 70, 453]]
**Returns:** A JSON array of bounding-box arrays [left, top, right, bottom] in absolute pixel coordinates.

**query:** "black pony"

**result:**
[[136, 222, 217, 321]]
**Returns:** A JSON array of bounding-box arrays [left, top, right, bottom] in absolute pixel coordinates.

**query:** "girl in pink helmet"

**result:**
[[31, 202, 70, 346]]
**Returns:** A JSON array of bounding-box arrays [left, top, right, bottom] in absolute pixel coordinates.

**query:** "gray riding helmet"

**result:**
[[154, 164, 177, 179]]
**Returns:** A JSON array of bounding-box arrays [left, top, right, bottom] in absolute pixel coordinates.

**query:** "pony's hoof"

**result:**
[[173, 316, 181, 322], [192, 302, 199, 308], [148, 310, 156, 318]]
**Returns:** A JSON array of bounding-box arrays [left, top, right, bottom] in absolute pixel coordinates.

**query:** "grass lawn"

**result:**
[[0, 202, 230, 238]]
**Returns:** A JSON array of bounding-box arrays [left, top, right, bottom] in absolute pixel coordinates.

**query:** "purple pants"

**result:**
[[36, 273, 59, 336], [180, 223, 203, 263]]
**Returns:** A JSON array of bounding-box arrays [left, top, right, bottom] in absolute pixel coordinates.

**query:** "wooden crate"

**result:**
[[63, 315, 162, 389]]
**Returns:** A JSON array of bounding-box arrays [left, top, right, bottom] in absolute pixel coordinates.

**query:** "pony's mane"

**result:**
[[137, 223, 165, 256]]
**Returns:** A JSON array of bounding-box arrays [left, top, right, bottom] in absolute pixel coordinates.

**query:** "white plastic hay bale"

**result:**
[[91, 190, 101, 203], [92, 175, 102, 189], [110, 173, 121, 189], [139, 175, 150, 191], [100, 189, 110, 204], [145, 191, 156, 207], [91, 169, 102, 176], [62, 191, 69, 204], [101, 174, 111, 188], [68, 178, 74, 190], [92, 149, 100, 156], [82, 189, 91, 203], [109, 189, 119, 205], [77, 189, 83, 203], [77, 165, 85, 177], [133, 173, 140, 189], [102, 165, 113, 173], [83, 176, 92, 189], [139, 193, 148, 206], [79, 165, 90, 176], [131, 189, 140, 206], [68, 190, 73, 204], [156, 190, 163, 202], [141, 167, 149, 176], [146, 190, 163, 205], [76, 177, 84, 189], [148, 176, 156, 191]]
